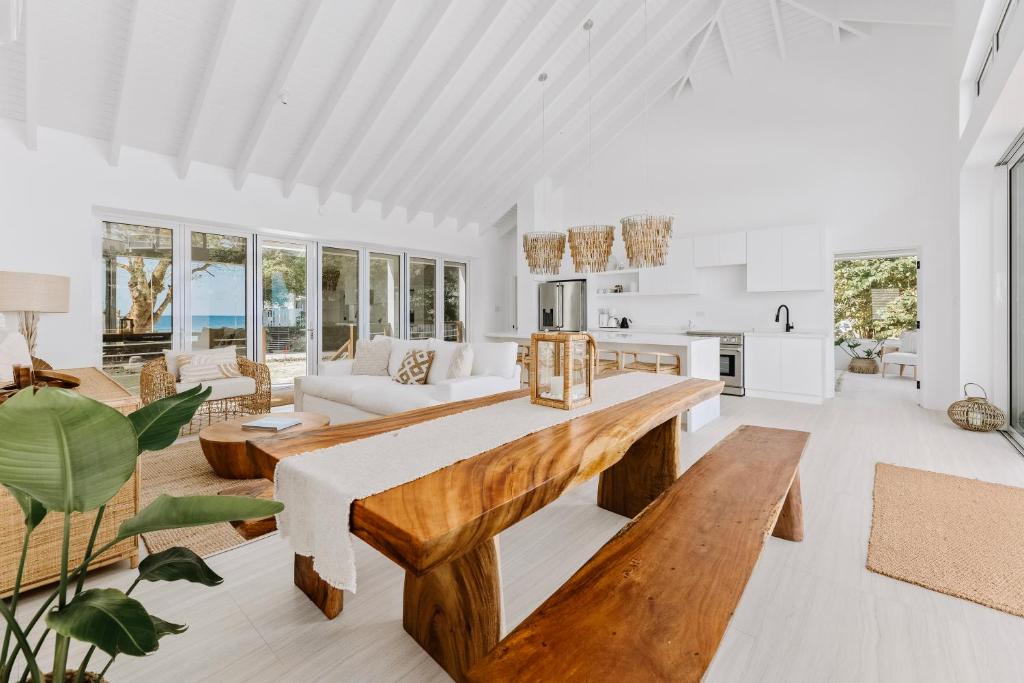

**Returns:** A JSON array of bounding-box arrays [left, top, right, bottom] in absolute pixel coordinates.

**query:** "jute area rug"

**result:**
[[140, 440, 275, 557], [867, 463, 1024, 617]]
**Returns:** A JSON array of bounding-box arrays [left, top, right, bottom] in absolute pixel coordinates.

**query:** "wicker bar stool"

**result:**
[[621, 350, 682, 375], [595, 348, 622, 376]]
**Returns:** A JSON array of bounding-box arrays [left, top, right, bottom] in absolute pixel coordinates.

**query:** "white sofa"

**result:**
[[295, 338, 521, 424]]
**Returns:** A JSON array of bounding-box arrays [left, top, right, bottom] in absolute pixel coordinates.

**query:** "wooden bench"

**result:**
[[466, 425, 808, 683]]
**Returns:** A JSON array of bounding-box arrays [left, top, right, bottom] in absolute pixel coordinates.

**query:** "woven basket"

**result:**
[[947, 383, 1006, 432]]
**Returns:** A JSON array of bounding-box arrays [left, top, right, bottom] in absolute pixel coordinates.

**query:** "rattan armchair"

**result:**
[[140, 355, 271, 432]]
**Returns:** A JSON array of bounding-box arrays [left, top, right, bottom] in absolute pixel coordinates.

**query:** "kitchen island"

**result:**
[[486, 330, 721, 432]]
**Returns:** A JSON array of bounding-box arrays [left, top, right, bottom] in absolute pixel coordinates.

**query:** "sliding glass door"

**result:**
[[409, 256, 437, 340], [321, 246, 359, 361], [259, 240, 313, 387], [1010, 159, 1024, 443], [444, 260, 467, 342], [189, 231, 249, 357], [370, 252, 402, 338]]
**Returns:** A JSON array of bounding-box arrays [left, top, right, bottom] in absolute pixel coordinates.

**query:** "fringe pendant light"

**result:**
[[568, 19, 615, 274], [523, 72, 566, 275], [620, 0, 673, 268]]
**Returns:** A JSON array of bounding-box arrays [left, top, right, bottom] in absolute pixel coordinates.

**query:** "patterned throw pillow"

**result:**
[[352, 337, 391, 376], [394, 349, 435, 385], [178, 347, 242, 383]]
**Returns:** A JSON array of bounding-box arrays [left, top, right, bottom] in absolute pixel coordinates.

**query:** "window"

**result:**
[[370, 252, 401, 338], [190, 231, 248, 356], [444, 260, 467, 342], [409, 257, 437, 340], [101, 222, 174, 394], [321, 247, 359, 360]]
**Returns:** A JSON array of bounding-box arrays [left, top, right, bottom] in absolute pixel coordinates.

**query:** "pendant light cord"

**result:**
[[538, 72, 548, 227], [586, 21, 594, 225], [643, 0, 651, 212]]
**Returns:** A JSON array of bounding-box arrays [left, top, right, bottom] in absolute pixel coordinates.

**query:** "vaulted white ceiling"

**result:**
[[0, 0, 950, 233]]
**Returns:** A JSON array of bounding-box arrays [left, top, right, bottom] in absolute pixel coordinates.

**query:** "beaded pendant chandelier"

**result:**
[[523, 232, 566, 275]]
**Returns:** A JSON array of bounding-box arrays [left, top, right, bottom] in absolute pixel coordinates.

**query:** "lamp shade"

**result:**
[[0, 271, 70, 313]]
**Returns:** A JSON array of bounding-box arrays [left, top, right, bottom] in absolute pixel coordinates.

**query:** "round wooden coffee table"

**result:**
[[198, 412, 330, 479]]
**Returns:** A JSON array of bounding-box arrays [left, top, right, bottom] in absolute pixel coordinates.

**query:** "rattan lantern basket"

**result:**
[[947, 383, 1006, 432]]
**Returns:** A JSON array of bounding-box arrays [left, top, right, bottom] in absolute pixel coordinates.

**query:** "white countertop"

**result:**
[[485, 330, 714, 347]]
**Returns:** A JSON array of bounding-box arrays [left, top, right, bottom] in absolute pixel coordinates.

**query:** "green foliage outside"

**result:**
[[834, 256, 918, 341]]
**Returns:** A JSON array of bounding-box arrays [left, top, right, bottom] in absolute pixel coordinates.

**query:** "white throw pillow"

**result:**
[[427, 338, 464, 385], [176, 347, 241, 383], [471, 342, 517, 378], [449, 345, 474, 379], [900, 331, 918, 354], [0, 332, 32, 384], [352, 337, 391, 376]]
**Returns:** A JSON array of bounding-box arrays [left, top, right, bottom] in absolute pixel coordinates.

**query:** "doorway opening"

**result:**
[[833, 252, 919, 402]]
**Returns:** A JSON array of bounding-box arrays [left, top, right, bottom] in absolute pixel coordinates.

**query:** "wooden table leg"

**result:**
[[403, 537, 502, 683], [294, 554, 344, 618], [597, 414, 681, 518], [772, 470, 804, 542]]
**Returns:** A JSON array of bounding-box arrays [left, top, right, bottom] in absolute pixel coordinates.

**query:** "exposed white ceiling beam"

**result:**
[[375, 0, 565, 220], [281, 0, 396, 198], [402, 0, 602, 222], [835, 0, 951, 28], [480, 14, 716, 232], [22, 0, 37, 149], [432, 0, 646, 224], [673, 19, 717, 99], [832, 22, 841, 45], [717, 8, 736, 74], [108, 0, 143, 166], [177, 0, 239, 180], [781, 0, 868, 39], [452, 0, 709, 225], [346, 1, 510, 215], [316, 0, 454, 206], [233, 0, 322, 191], [768, 0, 786, 61]]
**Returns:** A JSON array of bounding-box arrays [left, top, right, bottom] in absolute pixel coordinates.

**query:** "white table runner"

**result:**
[[275, 372, 688, 591]]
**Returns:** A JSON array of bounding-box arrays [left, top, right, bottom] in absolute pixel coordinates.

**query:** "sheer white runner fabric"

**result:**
[[275, 372, 686, 591]]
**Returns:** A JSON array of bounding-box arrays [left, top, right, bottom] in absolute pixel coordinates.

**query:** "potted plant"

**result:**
[[835, 326, 884, 374], [0, 385, 284, 683]]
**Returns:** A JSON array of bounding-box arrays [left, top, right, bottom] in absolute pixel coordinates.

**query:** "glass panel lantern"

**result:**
[[530, 332, 596, 410]]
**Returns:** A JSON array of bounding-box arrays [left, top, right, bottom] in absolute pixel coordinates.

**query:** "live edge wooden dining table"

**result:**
[[248, 375, 724, 682]]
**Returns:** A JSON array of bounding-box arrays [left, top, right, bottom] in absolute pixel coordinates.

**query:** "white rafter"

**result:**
[[177, 0, 239, 179], [451, 0, 708, 226], [316, 0, 454, 206], [672, 14, 718, 99], [375, 1, 564, 220], [346, 0, 510, 215], [768, 0, 786, 61], [281, 0, 396, 198], [782, 0, 868, 39], [22, 0, 38, 149], [108, 0, 143, 166], [835, 0, 950, 27], [402, 0, 603, 222], [480, 13, 717, 233], [433, 0, 645, 226], [717, 6, 736, 75], [233, 0, 322, 191]]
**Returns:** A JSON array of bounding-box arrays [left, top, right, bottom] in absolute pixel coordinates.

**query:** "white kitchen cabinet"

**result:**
[[744, 334, 825, 403], [746, 226, 823, 292], [746, 228, 783, 291], [693, 232, 747, 268], [638, 236, 699, 295], [781, 225, 823, 290], [744, 336, 781, 391]]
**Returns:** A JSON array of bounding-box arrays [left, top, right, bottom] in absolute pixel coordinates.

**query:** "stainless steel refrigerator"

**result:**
[[538, 279, 587, 332]]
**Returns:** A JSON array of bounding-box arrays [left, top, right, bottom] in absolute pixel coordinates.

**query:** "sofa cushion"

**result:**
[[0, 331, 32, 384], [175, 376, 256, 401], [178, 347, 242, 383], [349, 382, 442, 415], [426, 338, 473, 385], [471, 342, 517, 379], [352, 337, 391, 376], [395, 349, 434, 385], [300, 374, 386, 404]]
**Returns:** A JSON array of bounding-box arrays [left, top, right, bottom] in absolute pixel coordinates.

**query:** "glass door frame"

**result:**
[[1009, 153, 1024, 448], [179, 224, 257, 359], [255, 236, 319, 386]]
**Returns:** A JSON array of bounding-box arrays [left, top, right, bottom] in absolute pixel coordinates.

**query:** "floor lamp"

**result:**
[[0, 271, 70, 357]]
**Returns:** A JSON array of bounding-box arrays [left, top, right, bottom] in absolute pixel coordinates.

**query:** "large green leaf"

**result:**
[[45, 588, 159, 657], [128, 385, 212, 452], [3, 484, 47, 528], [0, 388, 138, 512], [117, 494, 284, 540], [150, 615, 187, 640], [136, 547, 223, 586]]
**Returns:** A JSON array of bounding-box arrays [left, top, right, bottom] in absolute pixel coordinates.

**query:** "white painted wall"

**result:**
[[0, 121, 511, 369], [539, 24, 957, 409]]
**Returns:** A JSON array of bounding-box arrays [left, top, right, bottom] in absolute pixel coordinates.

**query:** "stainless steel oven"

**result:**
[[687, 331, 745, 396]]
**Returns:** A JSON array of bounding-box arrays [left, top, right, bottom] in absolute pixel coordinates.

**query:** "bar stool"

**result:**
[[594, 348, 622, 376], [621, 350, 682, 375]]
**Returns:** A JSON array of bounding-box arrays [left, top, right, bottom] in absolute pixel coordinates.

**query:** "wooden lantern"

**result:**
[[529, 332, 597, 410]]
